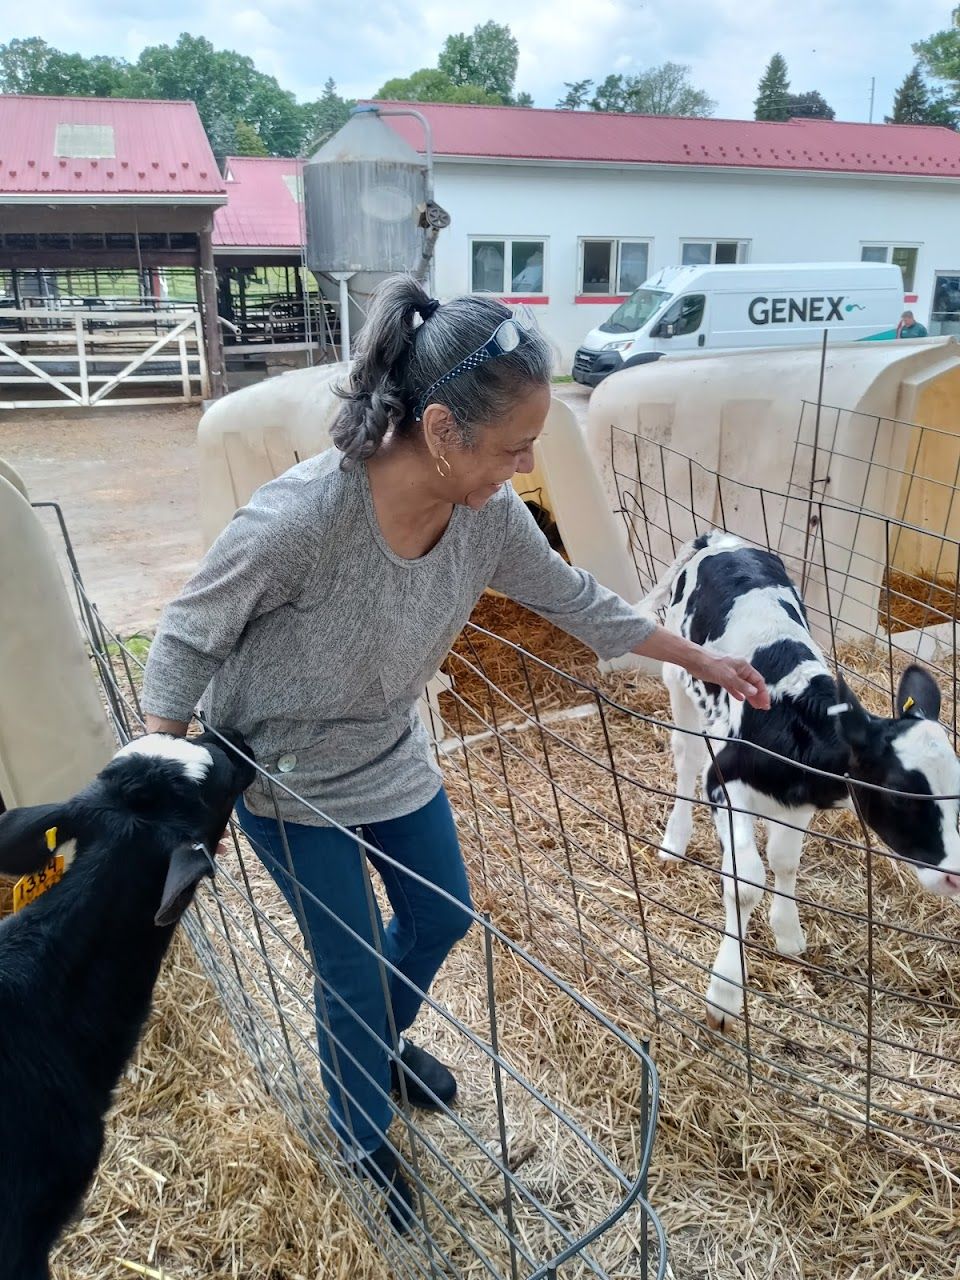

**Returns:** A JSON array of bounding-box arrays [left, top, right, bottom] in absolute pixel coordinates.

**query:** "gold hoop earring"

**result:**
[[436, 453, 451, 478]]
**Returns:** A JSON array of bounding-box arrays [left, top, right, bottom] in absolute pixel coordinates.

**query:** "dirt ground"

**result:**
[[0, 382, 592, 635], [1, 402, 204, 633]]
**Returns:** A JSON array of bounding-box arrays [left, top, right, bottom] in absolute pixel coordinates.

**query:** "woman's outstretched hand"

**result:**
[[695, 653, 770, 710], [632, 624, 771, 710]]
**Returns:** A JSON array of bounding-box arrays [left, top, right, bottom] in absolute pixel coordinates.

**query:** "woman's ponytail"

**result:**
[[332, 275, 436, 469]]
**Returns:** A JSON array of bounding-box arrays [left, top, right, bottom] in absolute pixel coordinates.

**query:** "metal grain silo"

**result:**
[[303, 108, 428, 354]]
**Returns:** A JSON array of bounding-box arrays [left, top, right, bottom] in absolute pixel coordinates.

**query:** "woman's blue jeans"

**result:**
[[236, 788, 473, 1153]]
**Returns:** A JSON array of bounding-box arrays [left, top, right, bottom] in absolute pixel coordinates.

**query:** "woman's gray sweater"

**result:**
[[141, 450, 655, 827]]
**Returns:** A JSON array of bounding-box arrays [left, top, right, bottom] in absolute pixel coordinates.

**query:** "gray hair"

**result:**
[[332, 275, 552, 469]]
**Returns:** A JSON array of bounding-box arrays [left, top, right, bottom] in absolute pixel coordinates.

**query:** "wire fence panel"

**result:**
[[36, 390, 960, 1198], [40, 506, 667, 1280], [597, 425, 960, 1152]]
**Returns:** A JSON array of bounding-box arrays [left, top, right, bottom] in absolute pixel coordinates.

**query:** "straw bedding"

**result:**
[[5, 598, 958, 1279], [881, 569, 960, 634]]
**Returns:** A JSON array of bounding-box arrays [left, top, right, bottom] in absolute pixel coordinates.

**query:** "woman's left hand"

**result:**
[[631, 625, 770, 710], [697, 653, 770, 709]]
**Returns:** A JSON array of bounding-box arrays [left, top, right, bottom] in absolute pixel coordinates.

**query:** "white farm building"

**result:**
[[378, 102, 960, 366]]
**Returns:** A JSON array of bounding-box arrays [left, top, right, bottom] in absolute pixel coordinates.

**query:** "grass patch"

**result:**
[[105, 634, 152, 663]]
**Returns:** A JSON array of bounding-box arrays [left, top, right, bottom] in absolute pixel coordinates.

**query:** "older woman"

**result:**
[[141, 274, 768, 1230]]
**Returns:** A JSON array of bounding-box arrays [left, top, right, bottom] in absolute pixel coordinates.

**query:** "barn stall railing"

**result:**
[[39, 502, 667, 1280], [0, 307, 208, 408]]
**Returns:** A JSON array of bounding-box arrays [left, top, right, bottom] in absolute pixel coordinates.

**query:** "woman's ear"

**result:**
[[420, 404, 458, 460]]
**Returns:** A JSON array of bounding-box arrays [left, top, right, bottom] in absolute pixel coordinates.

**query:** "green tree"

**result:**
[[886, 62, 958, 126], [625, 62, 715, 116], [591, 74, 629, 112], [374, 68, 501, 104], [556, 79, 594, 110], [232, 120, 269, 156], [437, 33, 475, 86], [0, 37, 130, 96], [915, 6, 960, 84], [512, 90, 534, 107], [205, 114, 239, 167], [907, 15, 960, 128], [87, 55, 132, 96], [0, 31, 361, 156], [890, 63, 931, 121], [755, 53, 791, 121], [438, 21, 518, 100], [925, 96, 960, 126], [300, 78, 355, 151], [785, 89, 835, 120], [127, 34, 301, 156], [584, 64, 714, 116]]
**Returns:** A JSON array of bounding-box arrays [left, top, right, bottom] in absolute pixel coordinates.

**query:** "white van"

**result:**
[[572, 262, 905, 386]]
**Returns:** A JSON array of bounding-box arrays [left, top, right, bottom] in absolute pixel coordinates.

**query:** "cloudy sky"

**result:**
[[0, 0, 955, 121]]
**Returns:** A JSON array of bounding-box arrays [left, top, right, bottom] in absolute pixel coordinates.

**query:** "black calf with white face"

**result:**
[[107, 728, 257, 921], [653, 532, 960, 1031], [0, 728, 255, 1278]]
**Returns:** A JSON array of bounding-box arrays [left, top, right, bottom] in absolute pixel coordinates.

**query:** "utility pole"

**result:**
[[868, 76, 875, 123]]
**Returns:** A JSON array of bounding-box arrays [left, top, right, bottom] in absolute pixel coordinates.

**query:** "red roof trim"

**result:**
[[369, 101, 960, 179]]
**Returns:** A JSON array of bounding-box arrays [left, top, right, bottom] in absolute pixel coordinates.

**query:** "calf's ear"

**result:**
[[831, 678, 878, 763], [155, 841, 214, 927], [0, 804, 71, 876], [896, 665, 941, 722]]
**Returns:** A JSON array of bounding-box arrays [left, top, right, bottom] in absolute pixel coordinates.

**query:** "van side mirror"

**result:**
[[658, 322, 675, 339]]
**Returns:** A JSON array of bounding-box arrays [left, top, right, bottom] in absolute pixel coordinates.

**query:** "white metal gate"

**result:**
[[0, 307, 208, 408]]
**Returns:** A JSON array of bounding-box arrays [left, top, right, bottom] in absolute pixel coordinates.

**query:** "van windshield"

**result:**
[[599, 288, 671, 334]]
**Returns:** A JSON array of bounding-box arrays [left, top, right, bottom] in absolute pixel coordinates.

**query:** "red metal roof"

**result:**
[[0, 95, 225, 198], [372, 101, 960, 178], [213, 156, 304, 249]]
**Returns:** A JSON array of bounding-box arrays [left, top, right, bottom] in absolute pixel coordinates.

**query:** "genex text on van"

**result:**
[[747, 296, 846, 325]]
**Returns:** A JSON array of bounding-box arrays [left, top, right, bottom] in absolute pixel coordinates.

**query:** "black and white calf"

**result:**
[[648, 532, 960, 1031], [0, 728, 254, 1280]]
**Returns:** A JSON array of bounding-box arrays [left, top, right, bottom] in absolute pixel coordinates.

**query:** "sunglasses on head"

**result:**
[[414, 317, 527, 421]]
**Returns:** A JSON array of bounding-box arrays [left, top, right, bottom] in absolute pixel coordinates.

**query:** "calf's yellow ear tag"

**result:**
[[11, 826, 66, 913]]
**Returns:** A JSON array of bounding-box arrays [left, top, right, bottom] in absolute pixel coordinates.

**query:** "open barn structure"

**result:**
[[0, 95, 230, 405]]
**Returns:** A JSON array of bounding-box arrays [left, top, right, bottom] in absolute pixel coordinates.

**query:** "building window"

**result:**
[[470, 238, 547, 294], [579, 239, 651, 295], [680, 239, 749, 266], [931, 272, 960, 336], [860, 244, 918, 292]]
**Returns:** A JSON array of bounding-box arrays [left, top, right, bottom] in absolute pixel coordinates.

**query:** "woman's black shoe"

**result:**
[[355, 1141, 416, 1234], [391, 1041, 458, 1110]]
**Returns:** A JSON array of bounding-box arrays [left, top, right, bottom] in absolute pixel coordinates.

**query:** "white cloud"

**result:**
[[230, 8, 284, 42]]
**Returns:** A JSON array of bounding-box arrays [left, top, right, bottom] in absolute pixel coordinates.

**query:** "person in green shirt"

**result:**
[[898, 310, 928, 338]]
